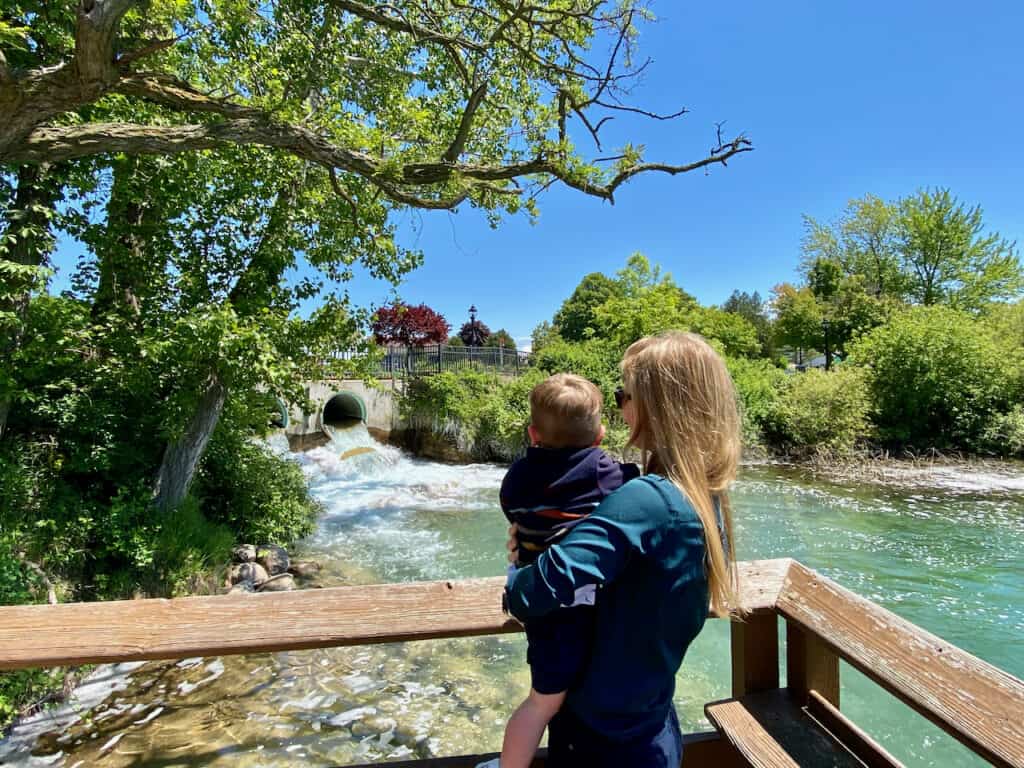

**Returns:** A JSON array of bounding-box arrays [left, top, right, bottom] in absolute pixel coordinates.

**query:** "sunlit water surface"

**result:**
[[2, 426, 1021, 767]]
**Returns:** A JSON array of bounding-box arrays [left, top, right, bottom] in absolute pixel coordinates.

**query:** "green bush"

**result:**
[[725, 357, 788, 448], [769, 368, 872, 456], [980, 405, 1024, 458], [847, 306, 1015, 449], [197, 417, 322, 546]]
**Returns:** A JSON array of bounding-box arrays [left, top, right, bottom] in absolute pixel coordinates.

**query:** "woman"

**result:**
[[504, 331, 743, 767]]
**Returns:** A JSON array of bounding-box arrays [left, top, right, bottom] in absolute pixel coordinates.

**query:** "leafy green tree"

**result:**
[[688, 306, 760, 358], [772, 283, 823, 355], [847, 306, 1016, 448], [530, 321, 560, 354], [801, 195, 905, 299], [722, 289, 774, 357], [897, 188, 1022, 311], [485, 328, 516, 350], [554, 272, 623, 341]]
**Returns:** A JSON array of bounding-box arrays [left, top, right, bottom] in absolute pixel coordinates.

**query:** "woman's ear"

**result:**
[[592, 424, 606, 447], [527, 424, 541, 446]]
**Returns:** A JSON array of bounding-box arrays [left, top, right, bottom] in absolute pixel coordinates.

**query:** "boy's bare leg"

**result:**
[[499, 688, 565, 768]]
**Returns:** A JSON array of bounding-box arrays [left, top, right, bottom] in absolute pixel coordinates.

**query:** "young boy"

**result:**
[[492, 373, 639, 768]]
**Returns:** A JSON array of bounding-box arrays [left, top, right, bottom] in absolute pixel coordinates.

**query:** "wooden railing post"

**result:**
[[730, 611, 779, 697], [786, 620, 840, 707]]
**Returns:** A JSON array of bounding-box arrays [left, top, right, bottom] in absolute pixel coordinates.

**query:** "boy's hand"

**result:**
[[507, 524, 519, 564]]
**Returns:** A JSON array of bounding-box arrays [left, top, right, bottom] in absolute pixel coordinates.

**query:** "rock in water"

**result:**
[[227, 581, 255, 595], [230, 562, 269, 585], [232, 544, 257, 563], [258, 573, 296, 592], [289, 560, 322, 579], [257, 544, 290, 576]]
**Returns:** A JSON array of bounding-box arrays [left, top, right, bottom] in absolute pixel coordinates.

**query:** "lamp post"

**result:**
[[466, 305, 485, 347]]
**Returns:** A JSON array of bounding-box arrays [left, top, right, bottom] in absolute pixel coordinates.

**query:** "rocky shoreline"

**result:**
[[224, 543, 323, 594]]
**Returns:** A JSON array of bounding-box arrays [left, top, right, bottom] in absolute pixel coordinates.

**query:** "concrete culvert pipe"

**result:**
[[322, 391, 367, 428], [270, 397, 289, 429]]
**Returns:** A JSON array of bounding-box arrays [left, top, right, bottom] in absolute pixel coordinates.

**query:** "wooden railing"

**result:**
[[1, 559, 1021, 768]]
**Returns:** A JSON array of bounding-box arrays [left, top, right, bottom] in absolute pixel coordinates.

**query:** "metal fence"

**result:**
[[329, 344, 531, 377]]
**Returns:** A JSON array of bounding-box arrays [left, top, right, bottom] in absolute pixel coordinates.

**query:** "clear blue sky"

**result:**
[[51, 0, 1024, 349]]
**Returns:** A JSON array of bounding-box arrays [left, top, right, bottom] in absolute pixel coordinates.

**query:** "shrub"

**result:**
[[770, 368, 872, 456], [847, 306, 1014, 449], [980, 406, 1024, 458], [725, 357, 788, 448], [197, 416, 322, 546]]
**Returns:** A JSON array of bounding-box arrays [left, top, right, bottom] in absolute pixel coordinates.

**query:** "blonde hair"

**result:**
[[530, 373, 603, 449], [621, 331, 743, 617]]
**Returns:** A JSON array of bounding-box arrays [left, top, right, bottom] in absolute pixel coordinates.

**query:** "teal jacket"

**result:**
[[505, 474, 710, 742]]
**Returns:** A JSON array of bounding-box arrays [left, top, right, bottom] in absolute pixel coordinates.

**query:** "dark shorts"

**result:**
[[546, 704, 683, 768], [524, 605, 595, 695]]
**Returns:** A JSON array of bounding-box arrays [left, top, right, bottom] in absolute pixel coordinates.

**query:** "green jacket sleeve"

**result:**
[[505, 478, 663, 620]]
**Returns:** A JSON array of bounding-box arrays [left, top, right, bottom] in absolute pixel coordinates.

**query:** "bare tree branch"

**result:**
[[325, 0, 484, 52]]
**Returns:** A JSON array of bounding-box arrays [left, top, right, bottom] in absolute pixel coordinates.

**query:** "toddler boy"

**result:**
[[493, 373, 638, 768]]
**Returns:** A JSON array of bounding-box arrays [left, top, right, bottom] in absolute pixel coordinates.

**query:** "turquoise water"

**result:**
[[2, 432, 1021, 766]]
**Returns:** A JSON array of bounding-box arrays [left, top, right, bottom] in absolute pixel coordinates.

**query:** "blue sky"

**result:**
[[50, 0, 1024, 349]]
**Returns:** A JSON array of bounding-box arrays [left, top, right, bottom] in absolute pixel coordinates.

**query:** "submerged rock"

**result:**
[[288, 560, 322, 579], [257, 544, 290, 576], [257, 573, 295, 592], [227, 581, 255, 595]]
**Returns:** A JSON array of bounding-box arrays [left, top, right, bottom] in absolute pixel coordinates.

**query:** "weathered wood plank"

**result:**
[[776, 561, 1024, 768], [0, 561, 789, 670], [731, 611, 779, 697], [786, 621, 840, 707], [706, 689, 867, 768], [806, 691, 904, 768], [339, 733, 744, 768]]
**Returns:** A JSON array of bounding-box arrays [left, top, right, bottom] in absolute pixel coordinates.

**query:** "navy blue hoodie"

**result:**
[[500, 446, 640, 565]]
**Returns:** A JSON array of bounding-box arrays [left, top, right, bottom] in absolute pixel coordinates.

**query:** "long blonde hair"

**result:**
[[621, 331, 743, 617]]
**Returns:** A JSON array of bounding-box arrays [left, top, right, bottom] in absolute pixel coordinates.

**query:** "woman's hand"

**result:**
[[507, 523, 519, 564]]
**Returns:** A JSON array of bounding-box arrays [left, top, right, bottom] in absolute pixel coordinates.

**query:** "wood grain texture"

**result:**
[[806, 691, 904, 768], [340, 732, 744, 768], [776, 561, 1024, 768], [731, 611, 779, 697], [706, 690, 867, 768], [0, 560, 789, 670], [786, 621, 840, 707]]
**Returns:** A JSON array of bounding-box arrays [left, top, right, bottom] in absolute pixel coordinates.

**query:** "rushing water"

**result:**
[[2, 427, 1022, 767]]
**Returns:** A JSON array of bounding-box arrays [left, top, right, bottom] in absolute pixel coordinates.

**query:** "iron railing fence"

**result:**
[[328, 344, 531, 377]]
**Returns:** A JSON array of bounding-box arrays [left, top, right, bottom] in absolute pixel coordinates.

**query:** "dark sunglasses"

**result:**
[[614, 387, 631, 409]]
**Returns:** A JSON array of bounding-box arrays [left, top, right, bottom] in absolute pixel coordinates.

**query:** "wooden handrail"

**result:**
[[775, 561, 1024, 768], [0, 560, 790, 670], [1, 558, 1021, 768]]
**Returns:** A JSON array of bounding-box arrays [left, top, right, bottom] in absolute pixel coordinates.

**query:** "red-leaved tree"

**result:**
[[372, 303, 450, 346]]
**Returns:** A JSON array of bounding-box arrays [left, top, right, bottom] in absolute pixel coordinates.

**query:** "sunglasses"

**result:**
[[614, 387, 631, 409]]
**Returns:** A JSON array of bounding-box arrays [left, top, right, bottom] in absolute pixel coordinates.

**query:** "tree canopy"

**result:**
[[372, 302, 450, 346]]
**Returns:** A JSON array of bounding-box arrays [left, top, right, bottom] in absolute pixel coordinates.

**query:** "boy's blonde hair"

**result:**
[[529, 373, 603, 449], [621, 331, 743, 617]]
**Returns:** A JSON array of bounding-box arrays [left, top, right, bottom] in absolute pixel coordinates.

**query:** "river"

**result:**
[[2, 426, 1022, 767]]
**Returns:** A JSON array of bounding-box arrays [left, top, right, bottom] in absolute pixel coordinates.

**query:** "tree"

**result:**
[[1, 2, 752, 202], [459, 319, 491, 347], [689, 306, 760, 358], [530, 321, 560, 354], [485, 328, 516, 350], [897, 188, 1022, 311], [372, 303, 449, 346], [801, 195, 905, 299], [722, 289, 774, 358], [554, 272, 622, 342], [771, 283, 823, 356]]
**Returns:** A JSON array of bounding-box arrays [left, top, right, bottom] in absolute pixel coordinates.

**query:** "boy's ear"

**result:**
[[527, 424, 541, 446], [592, 424, 606, 447]]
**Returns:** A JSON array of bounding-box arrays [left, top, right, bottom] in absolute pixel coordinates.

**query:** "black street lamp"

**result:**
[[465, 305, 485, 347]]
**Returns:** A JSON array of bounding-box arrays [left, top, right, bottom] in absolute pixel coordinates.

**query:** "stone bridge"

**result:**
[[282, 379, 405, 450]]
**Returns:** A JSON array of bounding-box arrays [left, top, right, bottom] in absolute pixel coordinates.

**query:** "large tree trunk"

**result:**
[[0, 163, 61, 439], [152, 375, 226, 512]]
